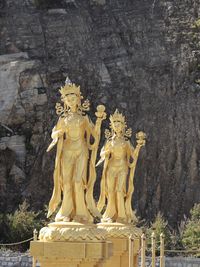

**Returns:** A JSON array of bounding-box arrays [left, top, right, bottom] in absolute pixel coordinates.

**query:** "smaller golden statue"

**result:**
[[97, 110, 146, 223], [47, 78, 106, 223]]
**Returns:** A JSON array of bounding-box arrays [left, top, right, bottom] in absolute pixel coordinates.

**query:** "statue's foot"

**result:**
[[55, 216, 64, 222], [55, 216, 71, 222], [73, 215, 88, 223], [101, 217, 113, 223], [63, 216, 71, 222], [116, 217, 126, 223]]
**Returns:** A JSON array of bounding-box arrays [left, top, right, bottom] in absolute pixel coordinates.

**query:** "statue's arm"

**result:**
[[85, 113, 105, 137], [127, 141, 135, 168], [47, 117, 65, 152], [52, 117, 65, 137], [97, 141, 111, 211], [84, 115, 97, 137], [127, 137, 145, 168], [96, 141, 111, 166], [84, 115, 100, 150]]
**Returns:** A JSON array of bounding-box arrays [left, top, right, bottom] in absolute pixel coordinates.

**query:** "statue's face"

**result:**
[[112, 121, 123, 134], [64, 93, 79, 109]]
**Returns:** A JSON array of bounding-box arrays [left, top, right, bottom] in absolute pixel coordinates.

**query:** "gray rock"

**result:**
[[47, 9, 67, 15], [0, 54, 36, 124], [9, 164, 25, 183]]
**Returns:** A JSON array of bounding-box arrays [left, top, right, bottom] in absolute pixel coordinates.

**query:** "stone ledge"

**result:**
[[0, 53, 29, 63]]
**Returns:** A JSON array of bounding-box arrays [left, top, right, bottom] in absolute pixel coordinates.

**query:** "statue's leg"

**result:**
[[55, 153, 74, 222], [116, 172, 127, 222], [73, 150, 91, 222], [102, 168, 117, 222]]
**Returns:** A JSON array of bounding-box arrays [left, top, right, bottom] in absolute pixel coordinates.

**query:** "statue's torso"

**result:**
[[109, 138, 128, 167], [62, 113, 86, 150]]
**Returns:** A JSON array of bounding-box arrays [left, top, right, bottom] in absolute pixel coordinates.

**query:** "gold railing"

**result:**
[[129, 232, 165, 267], [32, 229, 38, 267]]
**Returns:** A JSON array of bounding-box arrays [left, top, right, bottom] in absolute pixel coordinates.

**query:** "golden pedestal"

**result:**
[[30, 240, 112, 267], [30, 222, 113, 267], [97, 223, 142, 267]]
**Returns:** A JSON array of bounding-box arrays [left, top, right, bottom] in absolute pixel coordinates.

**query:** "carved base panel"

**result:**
[[97, 223, 142, 267], [30, 240, 112, 267], [96, 238, 139, 267], [39, 222, 107, 242]]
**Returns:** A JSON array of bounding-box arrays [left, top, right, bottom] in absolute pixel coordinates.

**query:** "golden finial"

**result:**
[[105, 129, 112, 139], [95, 105, 106, 119], [125, 128, 132, 138], [136, 131, 146, 146]]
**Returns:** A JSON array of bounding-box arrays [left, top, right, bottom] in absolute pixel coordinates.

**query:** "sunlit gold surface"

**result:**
[[97, 222, 142, 267], [97, 109, 146, 223], [39, 222, 107, 242], [47, 80, 106, 223], [30, 81, 146, 267], [30, 240, 113, 267], [97, 222, 142, 238]]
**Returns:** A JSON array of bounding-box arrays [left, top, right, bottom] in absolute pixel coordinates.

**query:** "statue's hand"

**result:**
[[46, 138, 58, 152], [137, 139, 146, 147]]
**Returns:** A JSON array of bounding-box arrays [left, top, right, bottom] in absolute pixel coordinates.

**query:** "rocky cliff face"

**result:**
[[0, 0, 200, 226]]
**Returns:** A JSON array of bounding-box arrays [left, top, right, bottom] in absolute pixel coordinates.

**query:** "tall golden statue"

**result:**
[[97, 110, 146, 223], [47, 78, 106, 223]]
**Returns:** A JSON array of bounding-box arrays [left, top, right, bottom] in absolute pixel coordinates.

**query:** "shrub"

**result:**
[[4, 201, 43, 251], [146, 212, 172, 252], [182, 203, 200, 256], [170, 217, 187, 251]]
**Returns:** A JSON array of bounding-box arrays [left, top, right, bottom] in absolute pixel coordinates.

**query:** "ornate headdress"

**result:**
[[105, 109, 132, 140], [55, 77, 90, 117], [59, 77, 82, 100], [110, 109, 125, 125]]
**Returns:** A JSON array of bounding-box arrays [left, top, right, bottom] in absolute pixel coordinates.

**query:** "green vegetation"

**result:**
[[146, 212, 172, 252], [182, 203, 200, 256], [191, 19, 200, 29], [1, 201, 200, 255], [0, 201, 44, 251], [146, 205, 200, 257]]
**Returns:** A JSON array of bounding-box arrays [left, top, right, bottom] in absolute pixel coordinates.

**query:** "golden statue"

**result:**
[[97, 109, 146, 223], [47, 78, 106, 223]]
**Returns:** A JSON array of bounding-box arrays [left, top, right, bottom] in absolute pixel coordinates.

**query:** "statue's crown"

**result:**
[[110, 109, 125, 124], [59, 77, 81, 97]]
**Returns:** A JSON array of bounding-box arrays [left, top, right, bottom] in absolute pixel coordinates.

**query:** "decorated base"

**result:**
[[39, 222, 107, 242], [30, 240, 112, 267], [30, 222, 112, 267], [97, 222, 142, 238], [97, 223, 142, 267]]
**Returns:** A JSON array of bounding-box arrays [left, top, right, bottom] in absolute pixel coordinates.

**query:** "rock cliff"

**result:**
[[0, 0, 200, 226]]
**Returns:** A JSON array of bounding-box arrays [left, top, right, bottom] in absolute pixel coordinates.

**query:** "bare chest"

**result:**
[[64, 114, 85, 138], [111, 140, 127, 157]]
